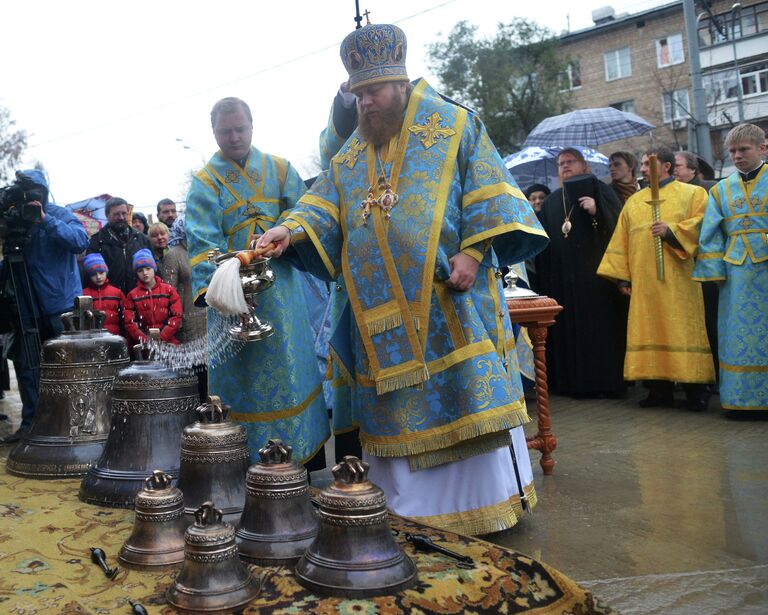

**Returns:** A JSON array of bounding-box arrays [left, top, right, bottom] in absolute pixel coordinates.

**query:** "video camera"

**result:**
[[0, 171, 46, 251]]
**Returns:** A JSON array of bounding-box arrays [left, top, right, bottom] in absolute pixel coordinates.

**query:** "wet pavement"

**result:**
[[2, 377, 767, 614]]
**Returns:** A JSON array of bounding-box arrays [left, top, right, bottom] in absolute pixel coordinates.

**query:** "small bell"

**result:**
[[177, 396, 250, 523], [118, 470, 186, 569], [166, 501, 261, 613], [295, 456, 417, 597], [236, 439, 318, 565]]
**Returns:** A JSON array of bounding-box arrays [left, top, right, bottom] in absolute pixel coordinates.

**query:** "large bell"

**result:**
[[166, 501, 261, 614], [79, 348, 198, 508], [236, 439, 318, 565], [177, 396, 250, 523], [295, 456, 417, 598], [7, 296, 129, 479], [118, 470, 187, 569]]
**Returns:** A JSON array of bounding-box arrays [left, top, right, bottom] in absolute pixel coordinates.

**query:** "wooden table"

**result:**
[[506, 295, 563, 475]]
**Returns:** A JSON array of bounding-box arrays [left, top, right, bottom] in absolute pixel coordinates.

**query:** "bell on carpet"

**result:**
[[207, 247, 275, 342], [295, 455, 417, 598], [79, 330, 198, 508], [118, 470, 187, 569], [6, 296, 129, 479], [236, 439, 318, 565], [166, 501, 261, 614], [177, 396, 250, 524]]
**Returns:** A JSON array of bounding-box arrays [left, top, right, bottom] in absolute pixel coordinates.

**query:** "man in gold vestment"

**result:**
[[598, 147, 715, 410]]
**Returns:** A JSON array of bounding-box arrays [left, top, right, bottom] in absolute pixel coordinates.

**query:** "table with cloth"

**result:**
[[0, 455, 612, 614]]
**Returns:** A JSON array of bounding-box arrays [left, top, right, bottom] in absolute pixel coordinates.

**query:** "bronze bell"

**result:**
[[79, 345, 198, 508], [7, 296, 129, 479], [118, 470, 187, 569], [295, 456, 417, 598], [177, 396, 250, 523], [166, 501, 261, 614], [236, 439, 318, 565]]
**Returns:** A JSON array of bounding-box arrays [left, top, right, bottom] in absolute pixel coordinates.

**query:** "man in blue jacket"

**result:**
[[1, 169, 88, 443]]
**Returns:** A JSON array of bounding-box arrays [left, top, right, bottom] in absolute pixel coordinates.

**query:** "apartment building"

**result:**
[[558, 0, 768, 174]]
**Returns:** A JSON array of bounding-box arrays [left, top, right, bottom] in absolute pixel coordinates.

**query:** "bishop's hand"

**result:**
[[446, 252, 479, 292], [255, 226, 291, 257]]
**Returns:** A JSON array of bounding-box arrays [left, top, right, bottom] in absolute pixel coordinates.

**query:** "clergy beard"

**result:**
[[358, 94, 406, 146]]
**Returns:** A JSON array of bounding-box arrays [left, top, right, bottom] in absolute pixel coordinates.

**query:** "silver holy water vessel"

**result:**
[[208, 248, 275, 342]]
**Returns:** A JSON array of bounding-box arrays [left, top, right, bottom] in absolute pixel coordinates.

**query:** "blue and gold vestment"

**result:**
[[186, 147, 330, 462], [283, 80, 548, 466], [693, 166, 768, 410]]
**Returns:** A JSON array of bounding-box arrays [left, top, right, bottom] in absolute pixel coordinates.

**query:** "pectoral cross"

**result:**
[[360, 173, 400, 224]]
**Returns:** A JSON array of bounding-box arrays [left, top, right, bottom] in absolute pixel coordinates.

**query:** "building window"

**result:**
[[559, 61, 582, 91], [604, 47, 631, 81], [610, 100, 636, 114], [703, 69, 740, 105], [697, 0, 768, 48], [656, 34, 685, 67], [740, 62, 768, 96], [703, 62, 768, 105], [662, 88, 690, 123]]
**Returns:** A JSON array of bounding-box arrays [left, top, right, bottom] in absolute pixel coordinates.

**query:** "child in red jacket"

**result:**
[[123, 249, 182, 346], [82, 253, 125, 336]]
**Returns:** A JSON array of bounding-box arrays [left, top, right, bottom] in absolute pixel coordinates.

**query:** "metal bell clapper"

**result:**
[[118, 470, 187, 570], [236, 439, 318, 565], [166, 501, 261, 614], [7, 296, 130, 479], [295, 456, 417, 598], [177, 396, 250, 524], [90, 547, 119, 580], [208, 248, 275, 342]]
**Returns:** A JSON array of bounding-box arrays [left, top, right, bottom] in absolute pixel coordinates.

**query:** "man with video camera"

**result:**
[[0, 169, 88, 443]]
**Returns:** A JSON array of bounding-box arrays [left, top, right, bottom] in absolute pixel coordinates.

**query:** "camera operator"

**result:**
[[0, 169, 88, 443]]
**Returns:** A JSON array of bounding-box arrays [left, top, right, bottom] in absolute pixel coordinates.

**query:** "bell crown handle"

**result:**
[[332, 455, 370, 484], [197, 395, 228, 423], [258, 439, 293, 464], [93, 309, 106, 330], [145, 470, 173, 491], [194, 501, 223, 526]]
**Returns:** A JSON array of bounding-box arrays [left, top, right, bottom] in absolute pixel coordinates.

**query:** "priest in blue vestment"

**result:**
[[186, 97, 329, 467]]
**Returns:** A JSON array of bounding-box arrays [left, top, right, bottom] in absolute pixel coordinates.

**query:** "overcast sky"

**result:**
[[1, 0, 668, 216]]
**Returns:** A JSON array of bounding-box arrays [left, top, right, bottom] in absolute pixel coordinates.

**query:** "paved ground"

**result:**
[[2, 377, 767, 614]]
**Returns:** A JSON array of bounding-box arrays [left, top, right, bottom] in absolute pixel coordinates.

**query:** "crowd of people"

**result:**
[[0, 20, 765, 537], [529, 129, 767, 416]]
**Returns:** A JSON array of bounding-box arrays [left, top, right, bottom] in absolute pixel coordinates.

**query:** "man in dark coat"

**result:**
[[535, 148, 627, 397], [86, 197, 151, 295]]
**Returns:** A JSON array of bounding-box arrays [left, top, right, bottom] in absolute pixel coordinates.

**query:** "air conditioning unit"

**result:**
[[671, 118, 687, 130]]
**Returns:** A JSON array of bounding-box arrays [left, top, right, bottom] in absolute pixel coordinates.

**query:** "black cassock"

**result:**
[[535, 176, 628, 397]]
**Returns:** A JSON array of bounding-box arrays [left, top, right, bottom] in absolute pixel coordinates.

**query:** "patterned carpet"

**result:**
[[0, 454, 613, 614]]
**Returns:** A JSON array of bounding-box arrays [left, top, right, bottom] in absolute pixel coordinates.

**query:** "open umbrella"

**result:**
[[524, 107, 655, 147], [504, 146, 609, 192]]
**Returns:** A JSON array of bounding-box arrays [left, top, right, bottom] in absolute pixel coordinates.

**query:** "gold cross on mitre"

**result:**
[[408, 112, 456, 149], [335, 138, 367, 170]]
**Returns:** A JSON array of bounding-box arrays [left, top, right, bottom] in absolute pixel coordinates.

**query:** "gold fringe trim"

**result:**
[[361, 402, 529, 458], [406, 483, 537, 537], [374, 365, 430, 396], [407, 431, 513, 471], [325, 353, 334, 381], [328, 346, 354, 387], [367, 311, 403, 336]]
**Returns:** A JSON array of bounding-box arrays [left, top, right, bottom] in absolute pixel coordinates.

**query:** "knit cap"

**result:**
[[83, 253, 108, 276], [132, 248, 157, 272]]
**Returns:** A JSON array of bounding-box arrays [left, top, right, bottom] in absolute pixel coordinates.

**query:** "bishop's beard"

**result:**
[[358, 97, 406, 147]]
